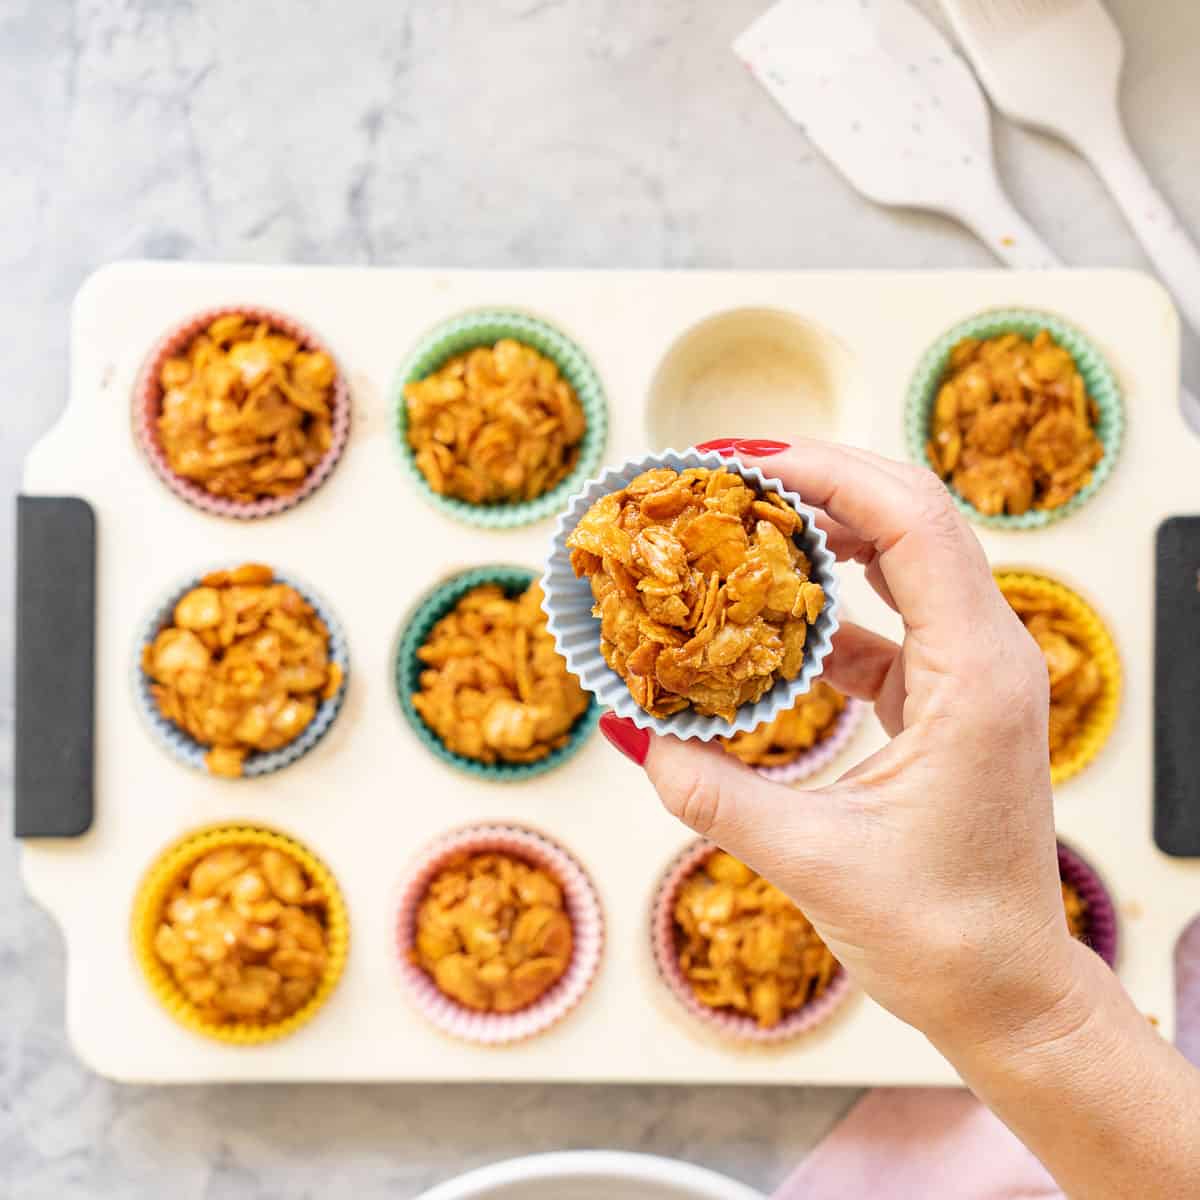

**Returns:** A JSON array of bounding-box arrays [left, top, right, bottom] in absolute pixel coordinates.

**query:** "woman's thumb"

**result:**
[[598, 712, 832, 890]]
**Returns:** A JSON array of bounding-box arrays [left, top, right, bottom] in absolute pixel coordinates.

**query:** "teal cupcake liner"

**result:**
[[393, 309, 609, 528], [904, 308, 1124, 530], [134, 568, 350, 778], [395, 565, 598, 781]]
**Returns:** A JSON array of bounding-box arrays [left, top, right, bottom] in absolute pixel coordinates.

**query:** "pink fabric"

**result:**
[[772, 926, 1200, 1199]]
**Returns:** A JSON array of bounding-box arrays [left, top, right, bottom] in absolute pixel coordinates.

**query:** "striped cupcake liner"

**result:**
[[904, 308, 1124, 530], [650, 839, 852, 1044], [395, 565, 598, 782], [745, 696, 867, 785], [1058, 839, 1118, 968], [993, 570, 1121, 787], [541, 448, 841, 742], [131, 823, 349, 1044], [395, 824, 605, 1045], [393, 309, 608, 528], [133, 567, 350, 778], [134, 305, 351, 519]]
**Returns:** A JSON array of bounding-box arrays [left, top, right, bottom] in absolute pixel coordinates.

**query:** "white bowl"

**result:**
[[416, 1151, 766, 1200]]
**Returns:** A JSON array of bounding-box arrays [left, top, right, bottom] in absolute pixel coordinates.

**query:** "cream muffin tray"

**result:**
[[16, 260, 1200, 1085]]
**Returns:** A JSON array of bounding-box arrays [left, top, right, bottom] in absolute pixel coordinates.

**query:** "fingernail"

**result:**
[[734, 439, 790, 457], [599, 712, 651, 766], [694, 438, 740, 457]]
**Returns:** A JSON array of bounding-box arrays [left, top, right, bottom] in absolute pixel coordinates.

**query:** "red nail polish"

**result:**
[[599, 712, 651, 766], [694, 438, 740, 457], [734, 439, 790, 457]]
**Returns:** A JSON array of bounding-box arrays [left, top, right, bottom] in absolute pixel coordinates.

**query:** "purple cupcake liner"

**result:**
[[133, 304, 351, 520], [396, 823, 605, 1045], [748, 696, 867, 785], [1058, 839, 1118, 968], [651, 839, 852, 1044]]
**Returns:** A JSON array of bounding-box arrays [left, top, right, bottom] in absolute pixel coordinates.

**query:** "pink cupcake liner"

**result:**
[[133, 305, 352, 519], [651, 839, 852, 1044], [395, 824, 605, 1045], [748, 697, 867, 785], [1058, 839, 1118, 968]]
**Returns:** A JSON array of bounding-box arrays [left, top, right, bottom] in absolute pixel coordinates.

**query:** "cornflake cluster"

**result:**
[[1000, 579, 1103, 766], [927, 330, 1104, 516], [1062, 880, 1089, 944], [567, 467, 826, 722], [152, 844, 330, 1025], [143, 565, 342, 778], [405, 339, 587, 504], [674, 852, 838, 1029], [156, 314, 337, 502], [413, 852, 573, 1013], [723, 681, 846, 767], [412, 582, 589, 765]]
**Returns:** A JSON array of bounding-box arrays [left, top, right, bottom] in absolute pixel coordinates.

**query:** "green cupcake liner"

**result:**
[[395, 565, 598, 781], [393, 310, 609, 528], [904, 308, 1124, 530]]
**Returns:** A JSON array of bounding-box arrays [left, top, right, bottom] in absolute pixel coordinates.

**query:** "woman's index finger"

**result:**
[[737, 440, 996, 638]]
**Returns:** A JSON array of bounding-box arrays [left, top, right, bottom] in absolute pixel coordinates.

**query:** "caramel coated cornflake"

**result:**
[[674, 852, 837, 1029], [143, 564, 342, 777], [926, 330, 1104, 516], [1000, 581, 1103, 766], [566, 467, 825, 722], [1062, 880, 1089, 943], [405, 339, 587, 505], [413, 852, 573, 1013], [722, 682, 846, 767], [152, 844, 330, 1025], [412, 581, 590, 765], [156, 314, 337, 502]]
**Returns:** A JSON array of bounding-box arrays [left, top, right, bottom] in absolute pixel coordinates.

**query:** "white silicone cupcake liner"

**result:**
[[133, 567, 350, 778], [395, 824, 605, 1045], [651, 839, 852, 1044], [541, 448, 841, 741], [748, 696, 867, 784]]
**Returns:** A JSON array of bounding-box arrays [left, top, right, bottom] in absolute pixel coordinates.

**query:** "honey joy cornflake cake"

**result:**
[[926, 329, 1104, 517], [150, 840, 334, 1028], [997, 576, 1111, 776], [411, 851, 574, 1014], [722, 681, 846, 767], [411, 580, 590, 766], [404, 338, 587, 505], [566, 466, 826, 722], [672, 851, 839, 1030], [155, 312, 339, 503], [142, 564, 343, 777]]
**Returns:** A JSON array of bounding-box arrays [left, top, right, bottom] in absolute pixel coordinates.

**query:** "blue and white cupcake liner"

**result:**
[[134, 568, 350, 778], [541, 449, 841, 742]]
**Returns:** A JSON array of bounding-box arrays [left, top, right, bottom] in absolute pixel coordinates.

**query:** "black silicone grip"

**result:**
[[14, 495, 96, 837], [1155, 516, 1200, 856]]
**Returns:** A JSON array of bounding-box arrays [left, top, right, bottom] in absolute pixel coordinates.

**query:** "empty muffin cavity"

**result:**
[[645, 308, 856, 449]]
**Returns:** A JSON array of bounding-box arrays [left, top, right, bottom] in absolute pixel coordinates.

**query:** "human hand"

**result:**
[[598, 438, 1075, 1050]]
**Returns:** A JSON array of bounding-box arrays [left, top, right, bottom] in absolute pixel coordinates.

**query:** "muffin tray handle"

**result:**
[[14, 495, 95, 838], [1155, 516, 1200, 856]]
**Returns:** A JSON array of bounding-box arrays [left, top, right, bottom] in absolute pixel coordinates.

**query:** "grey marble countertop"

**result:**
[[4, 1, 1198, 1196]]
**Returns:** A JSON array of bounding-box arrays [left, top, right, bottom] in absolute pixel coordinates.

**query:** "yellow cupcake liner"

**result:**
[[994, 571, 1121, 787], [131, 824, 349, 1045]]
